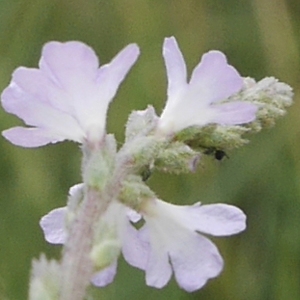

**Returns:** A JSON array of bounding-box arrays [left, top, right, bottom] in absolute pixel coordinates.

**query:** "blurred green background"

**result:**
[[0, 0, 300, 299]]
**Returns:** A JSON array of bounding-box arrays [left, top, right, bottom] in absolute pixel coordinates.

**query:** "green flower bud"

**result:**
[[119, 175, 156, 210], [155, 142, 200, 173], [233, 77, 293, 131], [176, 124, 249, 152], [117, 135, 165, 178], [125, 106, 158, 142], [90, 240, 121, 270]]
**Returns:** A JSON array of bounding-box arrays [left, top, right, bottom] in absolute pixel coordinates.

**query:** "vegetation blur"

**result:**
[[0, 0, 299, 299]]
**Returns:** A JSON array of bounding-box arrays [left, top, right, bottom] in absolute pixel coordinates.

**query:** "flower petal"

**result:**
[[210, 101, 257, 125], [189, 51, 243, 104], [2, 127, 65, 147], [10, 68, 69, 111], [190, 203, 247, 236], [39, 207, 67, 244], [1, 83, 84, 142], [134, 225, 172, 288], [152, 200, 247, 237], [97, 44, 140, 102], [126, 209, 142, 223], [170, 233, 223, 292], [91, 262, 117, 287], [122, 222, 149, 270], [145, 247, 172, 289], [39, 41, 99, 89], [163, 37, 187, 100]]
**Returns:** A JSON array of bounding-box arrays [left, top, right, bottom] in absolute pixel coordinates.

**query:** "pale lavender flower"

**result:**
[[40, 197, 246, 291], [138, 198, 246, 292], [158, 36, 257, 135], [2, 41, 139, 147], [40, 200, 149, 287]]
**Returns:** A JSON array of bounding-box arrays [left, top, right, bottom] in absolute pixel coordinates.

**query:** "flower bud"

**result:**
[[90, 240, 121, 270], [125, 106, 158, 141], [155, 142, 200, 173], [232, 77, 293, 131], [119, 175, 156, 209]]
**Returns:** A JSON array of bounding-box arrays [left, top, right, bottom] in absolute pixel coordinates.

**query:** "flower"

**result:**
[[40, 196, 246, 292], [138, 198, 246, 291], [40, 200, 149, 287], [2, 41, 139, 147], [157, 36, 257, 135]]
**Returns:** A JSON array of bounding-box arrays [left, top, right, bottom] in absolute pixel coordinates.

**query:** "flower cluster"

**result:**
[[1, 36, 292, 299], [40, 187, 246, 291]]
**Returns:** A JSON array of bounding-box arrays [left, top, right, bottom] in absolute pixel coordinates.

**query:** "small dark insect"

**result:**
[[214, 150, 228, 161], [204, 148, 228, 161]]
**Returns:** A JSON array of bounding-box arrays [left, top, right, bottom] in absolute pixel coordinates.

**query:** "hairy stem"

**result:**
[[59, 140, 135, 300], [60, 188, 108, 300]]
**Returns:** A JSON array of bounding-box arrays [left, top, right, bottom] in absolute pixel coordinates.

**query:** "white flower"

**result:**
[[40, 196, 246, 292], [40, 199, 149, 287], [138, 198, 246, 291], [2, 41, 139, 147], [158, 36, 257, 135]]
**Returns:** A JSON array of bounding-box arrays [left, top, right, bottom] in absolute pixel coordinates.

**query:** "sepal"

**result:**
[[82, 134, 116, 190]]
